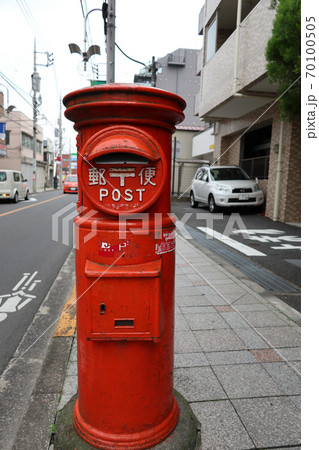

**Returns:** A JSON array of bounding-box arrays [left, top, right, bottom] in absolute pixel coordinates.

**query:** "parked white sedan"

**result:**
[[190, 165, 264, 212]]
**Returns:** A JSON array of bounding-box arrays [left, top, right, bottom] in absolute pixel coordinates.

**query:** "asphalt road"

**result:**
[[0, 190, 77, 375], [172, 198, 301, 312]]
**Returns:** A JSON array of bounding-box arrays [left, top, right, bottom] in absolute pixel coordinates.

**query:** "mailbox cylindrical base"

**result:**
[[73, 397, 179, 449]]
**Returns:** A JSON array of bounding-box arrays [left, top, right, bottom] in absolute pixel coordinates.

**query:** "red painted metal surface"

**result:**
[[63, 84, 185, 449]]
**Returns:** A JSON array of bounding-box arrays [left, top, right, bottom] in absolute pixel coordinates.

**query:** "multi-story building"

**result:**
[[135, 48, 207, 195], [0, 91, 51, 192], [194, 0, 301, 222], [61, 153, 77, 178]]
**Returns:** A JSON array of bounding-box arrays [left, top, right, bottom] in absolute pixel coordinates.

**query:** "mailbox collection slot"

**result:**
[[115, 319, 134, 327], [94, 152, 150, 165]]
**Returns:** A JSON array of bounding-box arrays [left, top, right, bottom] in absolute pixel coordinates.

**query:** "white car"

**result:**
[[0, 169, 29, 203], [190, 165, 264, 212]]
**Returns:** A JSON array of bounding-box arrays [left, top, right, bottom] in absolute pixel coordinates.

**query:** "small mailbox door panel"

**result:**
[[85, 259, 162, 341]]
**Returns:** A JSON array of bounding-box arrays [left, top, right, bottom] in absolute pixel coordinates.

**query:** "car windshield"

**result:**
[[210, 168, 250, 181], [66, 176, 77, 182]]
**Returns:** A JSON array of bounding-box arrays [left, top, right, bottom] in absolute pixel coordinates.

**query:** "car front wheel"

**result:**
[[190, 191, 198, 208], [208, 195, 218, 213]]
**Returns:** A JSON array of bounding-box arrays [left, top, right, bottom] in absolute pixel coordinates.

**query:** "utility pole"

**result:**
[[31, 39, 42, 194], [58, 98, 63, 189], [150, 56, 157, 87], [106, 0, 115, 83]]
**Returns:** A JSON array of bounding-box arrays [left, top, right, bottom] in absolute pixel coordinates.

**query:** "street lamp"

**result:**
[[68, 8, 101, 73]]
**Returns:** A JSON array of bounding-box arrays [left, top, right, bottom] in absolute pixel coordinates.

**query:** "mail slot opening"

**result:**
[[115, 319, 134, 327], [94, 152, 150, 165]]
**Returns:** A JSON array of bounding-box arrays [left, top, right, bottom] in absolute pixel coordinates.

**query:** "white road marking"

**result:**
[[197, 227, 266, 257]]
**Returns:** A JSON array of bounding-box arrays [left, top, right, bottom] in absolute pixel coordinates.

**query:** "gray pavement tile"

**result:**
[[232, 397, 301, 448], [194, 285, 220, 296], [214, 364, 284, 398], [276, 347, 301, 361], [202, 294, 229, 306], [185, 273, 204, 282], [180, 266, 197, 274], [232, 293, 264, 305], [210, 283, 246, 295], [262, 362, 301, 395], [174, 366, 227, 402], [175, 314, 190, 331], [234, 303, 269, 312], [179, 306, 217, 314], [175, 294, 212, 307], [194, 329, 247, 352], [191, 400, 254, 449], [174, 352, 210, 368], [256, 326, 301, 348], [291, 361, 301, 374], [234, 327, 270, 350], [183, 312, 230, 330], [175, 286, 201, 297], [174, 331, 202, 353], [220, 312, 250, 329], [240, 310, 289, 327], [219, 292, 247, 303], [206, 350, 257, 366], [289, 395, 301, 409], [175, 274, 193, 287]]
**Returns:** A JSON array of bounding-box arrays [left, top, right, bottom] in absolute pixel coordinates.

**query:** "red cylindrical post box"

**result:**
[[63, 84, 185, 449]]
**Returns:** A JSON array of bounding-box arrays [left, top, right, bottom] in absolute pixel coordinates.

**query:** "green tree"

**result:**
[[265, 0, 301, 120]]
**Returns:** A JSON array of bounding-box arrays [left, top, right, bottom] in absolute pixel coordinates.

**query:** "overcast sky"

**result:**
[[0, 0, 204, 150]]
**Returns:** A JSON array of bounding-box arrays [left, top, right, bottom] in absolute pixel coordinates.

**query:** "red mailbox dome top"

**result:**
[[63, 83, 186, 132]]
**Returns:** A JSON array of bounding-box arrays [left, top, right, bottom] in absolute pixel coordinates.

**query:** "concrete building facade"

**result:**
[[194, 0, 301, 223], [0, 91, 53, 192]]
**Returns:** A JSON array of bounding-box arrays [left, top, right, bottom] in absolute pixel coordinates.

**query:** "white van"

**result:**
[[0, 170, 29, 202]]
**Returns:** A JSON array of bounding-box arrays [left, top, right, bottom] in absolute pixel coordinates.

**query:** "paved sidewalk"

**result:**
[[56, 233, 301, 449]]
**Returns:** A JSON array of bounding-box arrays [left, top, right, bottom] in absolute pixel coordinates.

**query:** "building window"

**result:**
[[22, 132, 42, 153], [205, 16, 217, 63], [6, 131, 10, 145], [37, 141, 42, 154], [22, 132, 33, 149], [240, 125, 271, 179]]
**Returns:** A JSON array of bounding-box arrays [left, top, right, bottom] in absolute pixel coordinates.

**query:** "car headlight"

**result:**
[[215, 184, 231, 192]]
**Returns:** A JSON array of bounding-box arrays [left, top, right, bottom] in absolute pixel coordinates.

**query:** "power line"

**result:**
[[115, 43, 146, 67], [15, 0, 48, 50], [0, 72, 58, 133]]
